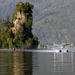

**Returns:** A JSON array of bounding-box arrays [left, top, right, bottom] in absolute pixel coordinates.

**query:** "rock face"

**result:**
[[11, 11, 26, 34], [11, 2, 33, 35]]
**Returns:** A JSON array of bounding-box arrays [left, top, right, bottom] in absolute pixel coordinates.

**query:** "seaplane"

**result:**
[[7, 43, 73, 53], [59, 49, 69, 53], [50, 44, 72, 53], [48, 48, 69, 53], [24, 49, 71, 53]]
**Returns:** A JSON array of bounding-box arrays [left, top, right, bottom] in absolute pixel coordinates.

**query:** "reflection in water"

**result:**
[[0, 52, 13, 75], [32, 52, 75, 75], [0, 52, 32, 75], [13, 52, 32, 75], [53, 53, 74, 72], [13, 52, 25, 75], [0, 51, 75, 75], [71, 53, 73, 72]]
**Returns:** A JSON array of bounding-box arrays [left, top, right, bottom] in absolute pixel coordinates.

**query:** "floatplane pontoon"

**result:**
[[0, 48, 73, 53], [24, 49, 72, 53]]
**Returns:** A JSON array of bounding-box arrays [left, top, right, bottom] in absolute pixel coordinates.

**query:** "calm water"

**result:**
[[0, 50, 75, 75]]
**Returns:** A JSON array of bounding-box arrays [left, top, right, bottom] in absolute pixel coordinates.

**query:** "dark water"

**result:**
[[0, 50, 75, 75]]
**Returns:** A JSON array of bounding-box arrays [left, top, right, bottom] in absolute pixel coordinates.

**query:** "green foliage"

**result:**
[[0, 2, 38, 49], [0, 18, 14, 48], [24, 16, 33, 28], [32, 36, 39, 48], [7, 23, 13, 29], [32, 36, 38, 41], [24, 2, 34, 14], [12, 2, 33, 21]]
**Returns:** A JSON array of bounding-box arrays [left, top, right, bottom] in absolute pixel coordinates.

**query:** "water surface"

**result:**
[[0, 50, 75, 75]]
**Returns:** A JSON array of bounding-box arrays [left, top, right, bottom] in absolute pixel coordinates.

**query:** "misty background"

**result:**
[[0, 0, 75, 44]]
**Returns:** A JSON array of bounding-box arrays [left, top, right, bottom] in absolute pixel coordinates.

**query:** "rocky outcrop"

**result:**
[[0, 2, 39, 48], [11, 11, 26, 34]]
